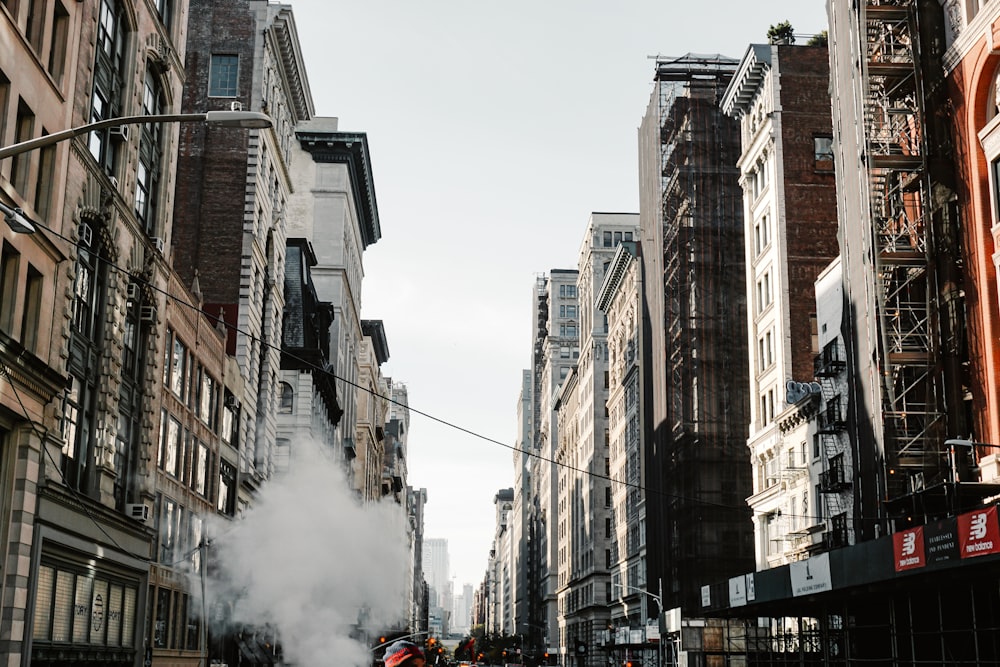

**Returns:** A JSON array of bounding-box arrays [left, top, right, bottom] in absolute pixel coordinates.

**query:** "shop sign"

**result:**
[[924, 518, 958, 565], [728, 573, 754, 607], [892, 526, 925, 572]]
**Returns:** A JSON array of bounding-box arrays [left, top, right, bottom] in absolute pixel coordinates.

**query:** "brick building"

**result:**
[[721, 42, 840, 567]]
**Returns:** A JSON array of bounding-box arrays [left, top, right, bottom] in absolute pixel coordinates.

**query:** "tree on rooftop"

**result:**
[[768, 21, 795, 45]]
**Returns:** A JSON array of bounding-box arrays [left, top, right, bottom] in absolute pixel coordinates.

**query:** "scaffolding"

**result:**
[[648, 54, 754, 612], [861, 1, 947, 499]]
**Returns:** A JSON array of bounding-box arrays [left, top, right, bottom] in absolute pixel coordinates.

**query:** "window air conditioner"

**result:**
[[224, 394, 238, 409], [126, 503, 149, 522], [152, 237, 165, 254], [78, 222, 93, 247], [126, 283, 140, 301], [109, 125, 129, 143], [230, 101, 243, 112], [140, 306, 156, 323]]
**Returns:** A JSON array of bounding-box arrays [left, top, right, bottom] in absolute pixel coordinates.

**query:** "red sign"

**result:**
[[892, 526, 925, 571], [958, 505, 1000, 559]]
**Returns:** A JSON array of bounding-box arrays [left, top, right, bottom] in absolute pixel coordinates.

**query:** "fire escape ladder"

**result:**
[[863, 0, 945, 497]]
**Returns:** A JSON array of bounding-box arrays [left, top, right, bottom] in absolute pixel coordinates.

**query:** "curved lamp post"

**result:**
[[0, 110, 273, 234], [611, 579, 663, 667]]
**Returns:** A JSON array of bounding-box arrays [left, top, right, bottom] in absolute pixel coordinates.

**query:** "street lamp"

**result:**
[[0, 110, 272, 238], [610, 579, 663, 667], [0, 110, 272, 161]]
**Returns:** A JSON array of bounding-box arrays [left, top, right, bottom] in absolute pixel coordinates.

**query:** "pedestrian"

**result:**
[[384, 641, 426, 667]]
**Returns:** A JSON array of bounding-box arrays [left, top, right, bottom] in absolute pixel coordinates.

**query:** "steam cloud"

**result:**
[[196, 436, 409, 666]]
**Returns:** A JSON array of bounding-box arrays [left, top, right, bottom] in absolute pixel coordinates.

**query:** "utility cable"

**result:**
[[21, 216, 838, 525]]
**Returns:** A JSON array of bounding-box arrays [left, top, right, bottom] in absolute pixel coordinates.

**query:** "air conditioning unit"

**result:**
[[230, 101, 243, 112], [78, 222, 93, 246], [126, 283, 140, 301], [140, 306, 156, 323], [109, 125, 129, 143], [109, 176, 119, 189], [224, 394, 238, 409], [152, 237, 165, 254], [126, 503, 149, 522]]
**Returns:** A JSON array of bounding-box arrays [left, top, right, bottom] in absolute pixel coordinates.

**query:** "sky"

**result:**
[[287, 0, 831, 589]]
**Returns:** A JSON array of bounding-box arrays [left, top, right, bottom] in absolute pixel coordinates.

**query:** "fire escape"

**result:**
[[863, 1, 945, 501]]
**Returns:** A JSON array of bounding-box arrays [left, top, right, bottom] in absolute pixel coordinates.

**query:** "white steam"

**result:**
[[198, 437, 409, 666]]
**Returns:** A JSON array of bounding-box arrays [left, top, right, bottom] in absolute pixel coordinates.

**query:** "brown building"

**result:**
[[173, 0, 313, 504], [721, 42, 840, 566]]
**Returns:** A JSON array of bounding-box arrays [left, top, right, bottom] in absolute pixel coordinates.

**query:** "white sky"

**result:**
[[288, 0, 830, 589]]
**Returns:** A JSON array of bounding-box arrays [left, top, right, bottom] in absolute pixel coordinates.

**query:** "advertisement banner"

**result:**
[[728, 575, 747, 607], [958, 505, 1000, 559], [790, 552, 832, 596], [892, 526, 925, 572]]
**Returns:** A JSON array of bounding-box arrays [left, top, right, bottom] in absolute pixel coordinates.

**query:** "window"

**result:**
[[603, 231, 612, 247], [199, 372, 217, 427], [169, 335, 187, 399], [158, 412, 181, 478], [21, 264, 42, 351], [754, 213, 771, 256], [48, 1, 70, 84], [279, 382, 293, 413], [218, 460, 236, 515], [11, 99, 35, 196], [192, 442, 209, 496], [90, 0, 126, 174], [158, 495, 180, 564], [24, 0, 44, 52], [814, 136, 834, 169], [0, 71, 9, 143], [0, 243, 20, 334], [756, 270, 772, 314], [136, 68, 164, 234], [34, 142, 56, 220], [155, 0, 171, 29], [209, 54, 239, 97]]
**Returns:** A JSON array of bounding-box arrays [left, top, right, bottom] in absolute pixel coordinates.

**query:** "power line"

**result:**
[[20, 217, 832, 524]]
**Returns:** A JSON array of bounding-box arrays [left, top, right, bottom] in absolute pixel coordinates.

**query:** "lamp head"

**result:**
[[2, 205, 36, 234], [204, 110, 273, 129]]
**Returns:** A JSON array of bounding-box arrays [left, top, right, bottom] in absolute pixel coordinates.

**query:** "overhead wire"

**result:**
[[16, 215, 832, 529]]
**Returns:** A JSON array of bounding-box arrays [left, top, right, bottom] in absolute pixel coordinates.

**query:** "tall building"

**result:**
[[638, 54, 754, 615], [556, 214, 639, 667], [287, 117, 381, 481], [488, 488, 515, 634], [424, 537, 450, 609], [721, 41, 840, 566], [174, 0, 314, 504], [526, 270, 579, 663], [512, 369, 532, 638], [409, 486, 430, 634], [0, 0, 236, 663], [596, 241, 649, 661]]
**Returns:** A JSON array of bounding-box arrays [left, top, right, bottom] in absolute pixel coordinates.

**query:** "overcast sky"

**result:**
[[288, 0, 830, 589]]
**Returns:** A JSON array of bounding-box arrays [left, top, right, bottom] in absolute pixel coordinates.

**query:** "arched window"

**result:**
[[279, 382, 294, 413]]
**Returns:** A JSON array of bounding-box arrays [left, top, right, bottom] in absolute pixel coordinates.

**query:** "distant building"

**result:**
[[527, 269, 579, 663], [556, 213, 639, 667]]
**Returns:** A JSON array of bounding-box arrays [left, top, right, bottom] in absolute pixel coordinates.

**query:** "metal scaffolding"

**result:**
[[862, 1, 947, 497]]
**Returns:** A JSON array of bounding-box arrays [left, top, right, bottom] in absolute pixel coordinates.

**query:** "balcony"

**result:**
[[819, 465, 851, 493], [817, 401, 846, 434], [814, 340, 846, 377]]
